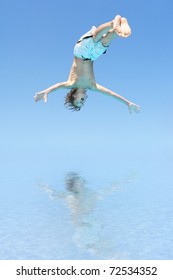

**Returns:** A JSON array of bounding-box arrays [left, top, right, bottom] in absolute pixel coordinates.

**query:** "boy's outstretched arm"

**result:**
[[94, 83, 140, 113], [34, 81, 71, 103], [38, 183, 66, 201]]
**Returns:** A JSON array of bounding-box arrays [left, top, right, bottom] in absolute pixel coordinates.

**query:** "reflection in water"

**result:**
[[38, 172, 134, 258]]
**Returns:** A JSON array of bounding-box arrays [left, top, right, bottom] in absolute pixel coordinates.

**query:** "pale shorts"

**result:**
[[74, 26, 109, 61]]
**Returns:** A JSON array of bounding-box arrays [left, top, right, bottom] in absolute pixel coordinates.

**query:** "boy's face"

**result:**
[[74, 89, 87, 108]]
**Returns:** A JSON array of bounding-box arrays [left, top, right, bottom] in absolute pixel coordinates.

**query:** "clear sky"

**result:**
[[1, 0, 173, 260], [1, 0, 173, 179]]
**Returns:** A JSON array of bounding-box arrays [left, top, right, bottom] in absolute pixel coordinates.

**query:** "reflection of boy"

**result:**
[[38, 172, 133, 257]]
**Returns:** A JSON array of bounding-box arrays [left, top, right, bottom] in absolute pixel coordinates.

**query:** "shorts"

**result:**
[[74, 26, 109, 61]]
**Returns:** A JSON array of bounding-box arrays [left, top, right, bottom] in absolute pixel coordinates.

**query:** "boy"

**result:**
[[34, 15, 140, 113]]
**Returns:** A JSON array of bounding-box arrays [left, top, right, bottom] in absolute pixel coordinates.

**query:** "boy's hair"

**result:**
[[64, 88, 87, 111]]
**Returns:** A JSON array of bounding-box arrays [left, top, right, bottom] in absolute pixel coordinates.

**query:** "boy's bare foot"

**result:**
[[120, 17, 131, 38], [112, 15, 122, 36]]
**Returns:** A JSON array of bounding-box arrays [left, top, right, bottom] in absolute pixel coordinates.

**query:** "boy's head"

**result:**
[[64, 88, 87, 111], [65, 172, 86, 194]]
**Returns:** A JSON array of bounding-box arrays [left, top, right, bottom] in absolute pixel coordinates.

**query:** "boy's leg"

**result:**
[[93, 15, 121, 43], [93, 16, 131, 44], [101, 29, 117, 47]]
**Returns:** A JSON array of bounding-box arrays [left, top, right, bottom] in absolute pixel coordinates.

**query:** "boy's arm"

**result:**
[[38, 183, 66, 201], [94, 83, 140, 113], [34, 81, 71, 103]]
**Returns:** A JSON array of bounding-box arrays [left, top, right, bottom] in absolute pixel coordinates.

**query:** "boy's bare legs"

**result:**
[[101, 29, 117, 47], [93, 15, 121, 42], [101, 17, 131, 46], [93, 15, 131, 44]]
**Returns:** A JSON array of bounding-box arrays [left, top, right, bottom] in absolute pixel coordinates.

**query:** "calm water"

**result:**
[[0, 145, 173, 260]]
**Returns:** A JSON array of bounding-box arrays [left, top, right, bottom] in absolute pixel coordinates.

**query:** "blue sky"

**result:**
[[1, 0, 173, 260], [1, 0, 173, 185]]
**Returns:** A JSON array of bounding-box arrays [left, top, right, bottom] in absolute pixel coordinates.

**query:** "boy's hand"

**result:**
[[128, 102, 141, 113], [34, 91, 48, 103]]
